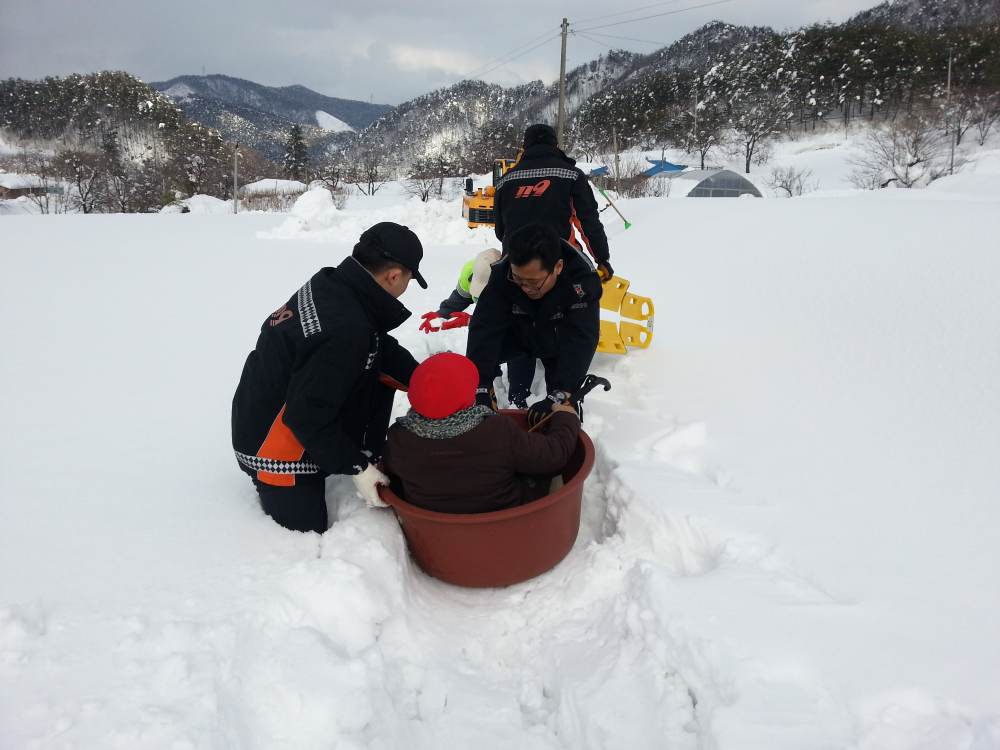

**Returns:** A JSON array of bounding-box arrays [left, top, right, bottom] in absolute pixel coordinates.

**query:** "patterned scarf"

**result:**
[[396, 404, 496, 439]]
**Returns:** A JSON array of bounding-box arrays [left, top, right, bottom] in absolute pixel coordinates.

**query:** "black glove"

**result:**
[[526, 389, 570, 428], [475, 386, 497, 411], [597, 261, 614, 281]]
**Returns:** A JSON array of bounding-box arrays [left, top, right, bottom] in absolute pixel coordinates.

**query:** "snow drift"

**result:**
[[2, 161, 999, 749]]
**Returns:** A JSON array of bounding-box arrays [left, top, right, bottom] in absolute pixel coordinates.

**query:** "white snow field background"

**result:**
[[3, 168, 1000, 749]]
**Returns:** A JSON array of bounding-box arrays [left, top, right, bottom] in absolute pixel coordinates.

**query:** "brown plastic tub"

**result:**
[[378, 410, 595, 588]]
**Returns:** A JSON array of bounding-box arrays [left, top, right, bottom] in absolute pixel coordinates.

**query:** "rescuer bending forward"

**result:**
[[232, 222, 426, 533]]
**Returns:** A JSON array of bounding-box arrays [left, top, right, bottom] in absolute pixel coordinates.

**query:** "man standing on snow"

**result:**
[[493, 123, 613, 282], [232, 222, 426, 533], [467, 222, 601, 428]]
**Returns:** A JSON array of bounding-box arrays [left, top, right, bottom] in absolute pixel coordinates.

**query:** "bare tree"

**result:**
[[764, 165, 817, 197], [402, 157, 450, 202], [56, 150, 106, 213], [665, 99, 725, 170], [941, 88, 981, 147], [727, 91, 788, 174], [310, 155, 350, 209], [847, 117, 952, 189], [6, 151, 67, 214], [348, 146, 389, 196], [971, 88, 1000, 146]]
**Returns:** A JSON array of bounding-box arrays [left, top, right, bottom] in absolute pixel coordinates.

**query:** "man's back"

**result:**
[[383, 411, 580, 514], [494, 144, 610, 267]]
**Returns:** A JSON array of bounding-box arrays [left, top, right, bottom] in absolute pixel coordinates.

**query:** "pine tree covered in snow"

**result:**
[[283, 123, 309, 180]]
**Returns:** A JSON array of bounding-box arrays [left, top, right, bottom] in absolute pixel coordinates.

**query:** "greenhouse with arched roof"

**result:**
[[659, 169, 763, 198]]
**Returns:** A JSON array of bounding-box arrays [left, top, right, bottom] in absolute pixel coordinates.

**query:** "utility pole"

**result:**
[[947, 51, 956, 175], [557, 18, 569, 146], [233, 143, 240, 214]]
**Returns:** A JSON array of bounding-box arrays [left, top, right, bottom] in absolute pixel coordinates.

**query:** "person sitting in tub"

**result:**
[[381, 352, 579, 514]]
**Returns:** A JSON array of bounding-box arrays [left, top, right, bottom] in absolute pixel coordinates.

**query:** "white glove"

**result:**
[[352, 464, 390, 508]]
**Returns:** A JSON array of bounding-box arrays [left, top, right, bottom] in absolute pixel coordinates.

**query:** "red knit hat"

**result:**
[[408, 352, 479, 419]]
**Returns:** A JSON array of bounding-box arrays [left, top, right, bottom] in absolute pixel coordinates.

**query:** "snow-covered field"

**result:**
[[2, 142, 1000, 749]]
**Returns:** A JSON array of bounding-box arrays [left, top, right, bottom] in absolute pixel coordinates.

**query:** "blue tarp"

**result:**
[[642, 159, 686, 176], [589, 166, 609, 175]]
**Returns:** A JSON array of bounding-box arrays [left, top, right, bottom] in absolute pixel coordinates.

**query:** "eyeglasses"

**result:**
[[507, 267, 551, 293]]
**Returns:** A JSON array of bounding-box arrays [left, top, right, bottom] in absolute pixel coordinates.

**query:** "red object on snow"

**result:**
[[378, 410, 595, 588], [407, 352, 478, 419]]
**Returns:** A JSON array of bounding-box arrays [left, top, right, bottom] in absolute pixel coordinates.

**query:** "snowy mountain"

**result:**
[[151, 74, 388, 161], [151, 75, 390, 130], [348, 52, 641, 174], [848, 0, 1000, 31]]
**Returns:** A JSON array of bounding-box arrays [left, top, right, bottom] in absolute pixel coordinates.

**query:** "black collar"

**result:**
[[521, 144, 576, 166], [335, 257, 412, 332]]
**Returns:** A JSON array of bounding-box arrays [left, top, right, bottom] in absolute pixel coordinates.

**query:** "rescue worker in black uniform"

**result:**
[[232, 222, 426, 533], [466, 222, 601, 428], [487, 123, 613, 408], [494, 123, 614, 282]]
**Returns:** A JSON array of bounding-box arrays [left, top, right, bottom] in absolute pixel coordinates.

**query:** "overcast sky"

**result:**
[[1, 0, 887, 106]]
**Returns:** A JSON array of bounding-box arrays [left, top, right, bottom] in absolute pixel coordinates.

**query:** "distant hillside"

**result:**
[[151, 75, 391, 130], [150, 74, 393, 162], [848, 0, 1000, 31], [350, 51, 641, 173]]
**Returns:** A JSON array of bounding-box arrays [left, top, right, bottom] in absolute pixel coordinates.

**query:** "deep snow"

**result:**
[[2, 145, 1000, 749]]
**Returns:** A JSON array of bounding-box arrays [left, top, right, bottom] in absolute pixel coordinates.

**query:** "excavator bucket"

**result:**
[[596, 320, 627, 354]]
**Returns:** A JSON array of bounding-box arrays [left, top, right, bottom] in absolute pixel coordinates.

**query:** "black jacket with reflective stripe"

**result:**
[[466, 240, 601, 394], [493, 144, 610, 266], [232, 257, 418, 476]]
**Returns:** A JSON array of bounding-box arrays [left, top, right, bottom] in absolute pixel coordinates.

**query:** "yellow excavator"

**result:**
[[462, 157, 519, 228], [462, 156, 654, 356]]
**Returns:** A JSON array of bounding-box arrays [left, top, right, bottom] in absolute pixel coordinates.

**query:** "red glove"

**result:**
[[419, 311, 442, 333], [440, 312, 471, 330]]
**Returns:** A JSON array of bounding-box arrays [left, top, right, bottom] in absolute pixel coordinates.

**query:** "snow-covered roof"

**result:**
[[0, 173, 46, 189], [241, 179, 308, 195], [658, 169, 763, 198]]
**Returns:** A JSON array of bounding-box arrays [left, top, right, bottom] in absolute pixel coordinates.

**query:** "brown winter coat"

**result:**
[[382, 412, 580, 514]]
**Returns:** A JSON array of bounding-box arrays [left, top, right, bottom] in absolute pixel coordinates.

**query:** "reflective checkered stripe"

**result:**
[[496, 167, 579, 190], [235, 451, 320, 475], [297, 279, 321, 338]]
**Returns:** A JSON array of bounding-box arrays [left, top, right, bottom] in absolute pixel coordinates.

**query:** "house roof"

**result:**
[[642, 159, 686, 176], [0, 174, 46, 190]]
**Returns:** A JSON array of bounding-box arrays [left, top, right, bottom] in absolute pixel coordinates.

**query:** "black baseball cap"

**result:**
[[523, 123, 558, 148], [356, 222, 427, 289]]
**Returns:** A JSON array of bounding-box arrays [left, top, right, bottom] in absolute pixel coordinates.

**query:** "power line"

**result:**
[[465, 33, 563, 82], [575, 33, 619, 52], [453, 0, 733, 86], [578, 31, 674, 47], [574, 0, 691, 26], [575, 0, 734, 33], [459, 28, 561, 81]]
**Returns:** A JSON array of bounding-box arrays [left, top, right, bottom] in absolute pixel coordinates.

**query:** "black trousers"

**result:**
[[498, 332, 560, 402], [505, 357, 536, 405], [253, 472, 330, 533], [248, 383, 396, 533]]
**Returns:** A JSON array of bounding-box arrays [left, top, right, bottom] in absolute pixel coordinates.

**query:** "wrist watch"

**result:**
[[547, 390, 570, 404]]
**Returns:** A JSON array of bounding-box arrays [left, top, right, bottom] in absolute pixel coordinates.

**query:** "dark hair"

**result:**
[[352, 242, 407, 276], [505, 223, 561, 272]]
